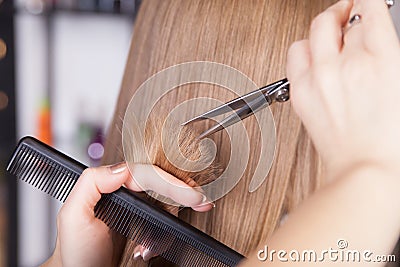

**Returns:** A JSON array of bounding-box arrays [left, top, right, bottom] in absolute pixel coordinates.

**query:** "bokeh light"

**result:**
[[0, 39, 6, 60], [0, 91, 9, 111]]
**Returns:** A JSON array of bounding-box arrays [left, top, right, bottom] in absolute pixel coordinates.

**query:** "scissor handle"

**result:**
[[263, 78, 290, 105], [386, 0, 394, 8]]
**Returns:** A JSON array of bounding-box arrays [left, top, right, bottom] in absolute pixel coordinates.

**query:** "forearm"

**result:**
[[41, 255, 60, 267], [241, 165, 400, 266], [41, 240, 61, 267]]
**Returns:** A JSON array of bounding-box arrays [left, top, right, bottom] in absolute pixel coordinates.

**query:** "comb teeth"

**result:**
[[7, 143, 79, 202], [7, 137, 244, 267], [95, 193, 238, 267]]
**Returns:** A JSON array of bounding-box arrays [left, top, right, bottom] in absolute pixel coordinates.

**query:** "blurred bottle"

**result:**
[[37, 98, 53, 146], [76, 103, 105, 166], [87, 126, 104, 166]]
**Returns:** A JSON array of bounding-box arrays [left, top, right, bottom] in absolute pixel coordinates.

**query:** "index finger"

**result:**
[[309, 0, 353, 63], [125, 164, 213, 210]]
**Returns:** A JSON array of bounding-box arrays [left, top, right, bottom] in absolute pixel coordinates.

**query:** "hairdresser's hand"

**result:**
[[287, 0, 400, 178], [42, 163, 213, 267]]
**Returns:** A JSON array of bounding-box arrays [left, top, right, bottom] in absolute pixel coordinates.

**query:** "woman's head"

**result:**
[[102, 0, 336, 265]]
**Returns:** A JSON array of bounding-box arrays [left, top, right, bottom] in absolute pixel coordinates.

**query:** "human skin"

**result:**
[[241, 0, 400, 266], [41, 163, 213, 267], [43, 0, 400, 266]]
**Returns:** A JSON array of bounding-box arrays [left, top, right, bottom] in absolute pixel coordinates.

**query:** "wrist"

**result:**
[[333, 162, 400, 230], [41, 249, 61, 267], [327, 154, 399, 181], [330, 161, 400, 201]]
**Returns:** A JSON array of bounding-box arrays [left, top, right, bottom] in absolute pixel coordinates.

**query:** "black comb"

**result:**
[[7, 136, 244, 267]]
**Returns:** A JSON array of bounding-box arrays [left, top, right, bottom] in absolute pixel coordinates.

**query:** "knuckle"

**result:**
[[81, 167, 96, 179], [310, 11, 334, 33], [310, 14, 323, 32], [317, 63, 333, 77], [311, 64, 335, 88], [341, 57, 368, 84], [287, 40, 310, 81], [288, 41, 303, 57], [290, 78, 309, 105]]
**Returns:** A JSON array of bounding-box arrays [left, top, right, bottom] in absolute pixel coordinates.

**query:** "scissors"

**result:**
[[183, 0, 395, 139], [182, 78, 290, 139]]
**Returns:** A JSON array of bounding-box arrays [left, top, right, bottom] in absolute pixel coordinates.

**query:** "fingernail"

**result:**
[[142, 248, 152, 261], [132, 246, 141, 260], [110, 162, 127, 174], [210, 202, 216, 208], [201, 194, 216, 208]]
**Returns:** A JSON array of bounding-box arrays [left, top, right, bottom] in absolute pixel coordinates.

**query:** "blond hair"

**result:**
[[102, 0, 337, 266]]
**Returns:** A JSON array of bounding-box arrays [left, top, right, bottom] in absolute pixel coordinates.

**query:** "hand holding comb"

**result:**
[[7, 136, 244, 267]]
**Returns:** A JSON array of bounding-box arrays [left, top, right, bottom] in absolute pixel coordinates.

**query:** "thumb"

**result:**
[[65, 162, 129, 211]]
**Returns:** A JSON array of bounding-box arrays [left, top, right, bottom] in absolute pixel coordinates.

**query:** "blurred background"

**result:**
[[0, 1, 399, 266], [0, 0, 138, 266]]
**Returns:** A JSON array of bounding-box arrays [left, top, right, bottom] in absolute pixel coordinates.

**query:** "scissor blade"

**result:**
[[181, 99, 248, 126], [198, 95, 269, 139], [181, 90, 268, 126], [182, 79, 288, 126], [182, 78, 290, 128]]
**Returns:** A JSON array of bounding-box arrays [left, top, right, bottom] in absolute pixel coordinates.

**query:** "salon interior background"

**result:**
[[0, 1, 399, 267]]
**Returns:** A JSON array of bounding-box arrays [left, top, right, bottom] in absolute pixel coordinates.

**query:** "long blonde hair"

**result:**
[[102, 0, 337, 266]]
